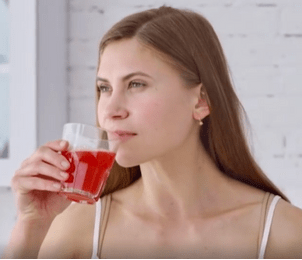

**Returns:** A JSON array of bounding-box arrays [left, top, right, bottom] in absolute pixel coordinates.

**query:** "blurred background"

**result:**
[[0, 0, 302, 256]]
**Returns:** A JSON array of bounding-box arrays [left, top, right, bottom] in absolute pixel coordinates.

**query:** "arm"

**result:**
[[3, 218, 52, 258], [265, 199, 302, 258], [38, 202, 96, 259], [2, 140, 72, 259]]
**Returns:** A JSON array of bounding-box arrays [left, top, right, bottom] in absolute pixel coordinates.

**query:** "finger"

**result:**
[[14, 176, 63, 194], [19, 140, 70, 169], [31, 146, 70, 171], [44, 139, 69, 152], [20, 157, 31, 168], [15, 161, 69, 181]]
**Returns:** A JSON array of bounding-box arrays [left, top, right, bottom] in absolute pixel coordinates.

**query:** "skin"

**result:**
[[4, 38, 302, 259]]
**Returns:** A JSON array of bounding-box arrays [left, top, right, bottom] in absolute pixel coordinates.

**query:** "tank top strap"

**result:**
[[257, 192, 270, 254], [258, 193, 281, 259], [91, 198, 102, 259], [91, 194, 112, 259]]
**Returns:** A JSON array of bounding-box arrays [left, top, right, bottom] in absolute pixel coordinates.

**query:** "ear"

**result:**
[[192, 84, 210, 121]]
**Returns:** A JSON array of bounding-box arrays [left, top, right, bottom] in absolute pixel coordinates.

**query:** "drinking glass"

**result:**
[[58, 123, 118, 204]]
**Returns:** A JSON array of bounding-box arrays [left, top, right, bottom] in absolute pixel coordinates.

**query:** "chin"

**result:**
[[115, 153, 141, 168]]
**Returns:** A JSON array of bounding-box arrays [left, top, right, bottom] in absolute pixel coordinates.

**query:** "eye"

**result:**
[[97, 84, 111, 93], [129, 81, 146, 89]]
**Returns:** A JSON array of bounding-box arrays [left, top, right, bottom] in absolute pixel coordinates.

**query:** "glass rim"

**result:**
[[63, 122, 118, 142], [63, 122, 104, 130]]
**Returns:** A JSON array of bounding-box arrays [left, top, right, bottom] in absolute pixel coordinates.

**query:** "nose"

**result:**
[[98, 90, 129, 123]]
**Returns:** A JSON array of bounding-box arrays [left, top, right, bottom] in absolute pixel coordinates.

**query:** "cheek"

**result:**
[[114, 95, 193, 166], [97, 99, 106, 126], [137, 94, 191, 133], [136, 98, 169, 129]]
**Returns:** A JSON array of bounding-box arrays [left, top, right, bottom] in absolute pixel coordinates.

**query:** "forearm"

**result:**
[[3, 218, 52, 259]]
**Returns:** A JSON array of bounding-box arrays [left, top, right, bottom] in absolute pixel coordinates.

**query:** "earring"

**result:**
[[199, 120, 203, 126]]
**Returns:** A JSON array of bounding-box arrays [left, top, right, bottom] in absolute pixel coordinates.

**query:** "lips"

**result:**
[[114, 130, 137, 136], [109, 130, 137, 142]]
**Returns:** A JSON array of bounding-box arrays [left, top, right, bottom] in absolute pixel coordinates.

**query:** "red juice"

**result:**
[[59, 150, 115, 204]]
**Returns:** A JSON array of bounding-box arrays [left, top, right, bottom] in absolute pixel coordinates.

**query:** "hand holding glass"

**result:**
[[59, 123, 118, 204]]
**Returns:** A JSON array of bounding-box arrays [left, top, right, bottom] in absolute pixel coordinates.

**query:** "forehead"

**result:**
[[98, 38, 178, 79]]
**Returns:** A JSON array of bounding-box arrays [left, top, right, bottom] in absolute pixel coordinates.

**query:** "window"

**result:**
[[0, 0, 9, 159], [0, 0, 67, 186]]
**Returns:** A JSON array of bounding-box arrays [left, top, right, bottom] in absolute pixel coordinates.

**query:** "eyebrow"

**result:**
[[96, 71, 153, 83]]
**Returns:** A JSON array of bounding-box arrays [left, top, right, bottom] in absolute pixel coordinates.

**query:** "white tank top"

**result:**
[[91, 194, 281, 259]]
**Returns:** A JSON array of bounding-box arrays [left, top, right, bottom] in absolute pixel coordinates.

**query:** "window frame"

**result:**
[[0, 0, 67, 186], [0, 0, 37, 186]]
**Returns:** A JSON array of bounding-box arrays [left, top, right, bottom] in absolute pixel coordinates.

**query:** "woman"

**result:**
[[4, 6, 302, 259]]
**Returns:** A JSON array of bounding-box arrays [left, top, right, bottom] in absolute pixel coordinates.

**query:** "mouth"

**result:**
[[109, 130, 137, 142]]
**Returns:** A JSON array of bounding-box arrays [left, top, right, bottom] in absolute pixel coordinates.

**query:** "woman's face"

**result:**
[[97, 38, 202, 167]]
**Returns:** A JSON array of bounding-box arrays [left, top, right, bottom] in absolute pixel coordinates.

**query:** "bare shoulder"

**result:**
[[38, 202, 96, 258], [265, 198, 302, 258]]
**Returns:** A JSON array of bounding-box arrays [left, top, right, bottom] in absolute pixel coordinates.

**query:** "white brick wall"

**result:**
[[1, 1, 301, 256], [67, 0, 302, 207], [0, 0, 301, 256]]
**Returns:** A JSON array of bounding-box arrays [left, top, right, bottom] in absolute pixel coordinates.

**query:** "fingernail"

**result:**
[[61, 161, 70, 169], [60, 141, 66, 147], [60, 172, 69, 180], [53, 183, 61, 190]]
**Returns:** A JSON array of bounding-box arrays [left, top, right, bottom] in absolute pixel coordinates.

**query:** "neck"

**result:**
[[137, 134, 232, 220]]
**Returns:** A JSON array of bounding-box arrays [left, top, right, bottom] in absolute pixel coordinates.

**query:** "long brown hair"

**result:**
[[96, 6, 289, 201]]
